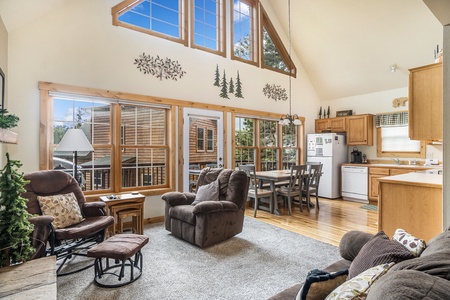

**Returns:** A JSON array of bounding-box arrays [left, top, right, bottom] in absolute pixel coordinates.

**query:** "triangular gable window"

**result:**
[[112, 0, 188, 46], [260, 4, 296, 77]]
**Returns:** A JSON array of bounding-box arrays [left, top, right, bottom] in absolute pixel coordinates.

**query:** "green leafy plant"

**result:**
[[0, 153, 34, 267], [0, 109, 20, 129]]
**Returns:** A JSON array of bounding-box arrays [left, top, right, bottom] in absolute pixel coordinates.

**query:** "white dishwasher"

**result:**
[[341, 166, 368, 203]]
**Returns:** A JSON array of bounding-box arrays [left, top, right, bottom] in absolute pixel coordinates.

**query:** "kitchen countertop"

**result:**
[[341, 163, 442, 170], [377, 172, 442, 188]]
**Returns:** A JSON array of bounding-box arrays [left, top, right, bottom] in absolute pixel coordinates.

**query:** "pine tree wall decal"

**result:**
[[229, 77, 235, 94], [213, 64, 220, 87], [220, 70, 229, 99], [235, 71, 243, 98]]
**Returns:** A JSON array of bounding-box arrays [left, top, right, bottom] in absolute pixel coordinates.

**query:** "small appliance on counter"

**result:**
[[350, 147, 362, 164], [362, 154, 367, 164]]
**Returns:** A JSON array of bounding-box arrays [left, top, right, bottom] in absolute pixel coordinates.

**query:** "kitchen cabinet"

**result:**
[[368, 167, 390, 201], [347, 114, 373, 146], [368, 166, 430, 201], [408, 62, 442, 141], [314, 117, 346, 133], [378, 173, 442, 242]]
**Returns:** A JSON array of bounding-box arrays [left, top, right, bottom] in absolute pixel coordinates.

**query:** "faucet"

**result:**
[[391, 158, 401, 165], [411, 159, 417, 166]]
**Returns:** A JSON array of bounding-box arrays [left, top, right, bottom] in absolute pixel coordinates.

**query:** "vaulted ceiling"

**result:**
[[267, 0, 444, 100], [0, 0, 445, 101]]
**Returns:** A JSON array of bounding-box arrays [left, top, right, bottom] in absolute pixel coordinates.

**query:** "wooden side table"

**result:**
[[100, 193, 145, 237]]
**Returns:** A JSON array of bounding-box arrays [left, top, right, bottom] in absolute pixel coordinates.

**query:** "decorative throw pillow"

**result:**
[[191, 180, 219, 205], [393, 228, 426, 257], [348, 231, 415, 279], [295, 269, 348, 300], [325, 262, 395, 300], [38, 192, 84, 229]]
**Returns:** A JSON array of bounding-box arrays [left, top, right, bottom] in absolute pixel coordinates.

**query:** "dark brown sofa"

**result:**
[[161, 168, 249, 248], [269, 228, 450, 299]]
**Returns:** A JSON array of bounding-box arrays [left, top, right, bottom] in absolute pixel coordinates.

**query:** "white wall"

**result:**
[[0, 16, 7, 167], [321, 87, 443, 162], [4, 0, 321, 218]]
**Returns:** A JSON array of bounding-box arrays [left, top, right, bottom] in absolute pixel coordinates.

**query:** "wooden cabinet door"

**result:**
[[369, 174, 385, 201], [330, 117, 346, 132], [408, 63, 442, 141], [315, 119, 330, 133], [347, 115, 373, 145]]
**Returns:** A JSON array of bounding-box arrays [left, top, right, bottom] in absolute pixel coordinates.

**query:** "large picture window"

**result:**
[[234, 115, 302, 170], [231, 0, 258, 65], [51, 96, 169, 194]]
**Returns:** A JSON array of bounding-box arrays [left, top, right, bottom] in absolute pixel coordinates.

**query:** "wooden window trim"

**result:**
[[230, 0, 259, 66], [112, 0, 189, 47], [190, 0, 226, 57], [376, 127, 426, 158], [259, 4, 296, 77]]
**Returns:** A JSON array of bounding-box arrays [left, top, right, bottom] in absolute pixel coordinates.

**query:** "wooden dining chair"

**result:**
[[238, 164, 273, 217], [275, 165, 308, 215], [303, 163, 323, 210]]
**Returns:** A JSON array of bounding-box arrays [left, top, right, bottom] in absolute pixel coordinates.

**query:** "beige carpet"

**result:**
[[57, 217, 341, 300]]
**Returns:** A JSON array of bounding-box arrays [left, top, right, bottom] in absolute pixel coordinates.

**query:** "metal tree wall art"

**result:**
[[134, 53, 186, 81], [262, 84, 288, 102], [213, 66, 244, 99]]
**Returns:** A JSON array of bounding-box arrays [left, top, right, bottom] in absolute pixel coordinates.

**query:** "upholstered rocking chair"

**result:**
[[22, 170, 114, 276]]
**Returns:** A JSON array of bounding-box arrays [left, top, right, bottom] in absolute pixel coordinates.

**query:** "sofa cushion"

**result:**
[[393, 228, 426, 257], [37, 192, 84, 229], [192, 180, 219, 205], [366, 269, 450, 300], [339, 230, 374, 261], [295, 269, 348, 300], [390, 252, 450, 280], [348, 231, 415, 279], [326, 262, 394, 300], [421, 229, 450, 258]]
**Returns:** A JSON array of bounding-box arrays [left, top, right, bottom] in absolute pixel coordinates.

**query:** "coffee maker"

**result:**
[[351, 147, 362, 164]]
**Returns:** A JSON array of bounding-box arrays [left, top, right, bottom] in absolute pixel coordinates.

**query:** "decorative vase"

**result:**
[[0, 128, 18, 144]]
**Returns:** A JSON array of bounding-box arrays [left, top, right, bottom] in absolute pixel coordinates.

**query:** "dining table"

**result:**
[[255, 169, 300, 215]]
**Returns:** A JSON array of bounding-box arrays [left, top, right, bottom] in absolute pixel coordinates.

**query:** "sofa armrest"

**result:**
[[339, 230, 374, 261], [28, 216, 54, 260], [82, 201, 107, 217], [162, 192, 195, 206], [192, 201, 238, 215]]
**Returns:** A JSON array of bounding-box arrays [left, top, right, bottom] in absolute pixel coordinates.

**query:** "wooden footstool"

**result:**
[[87, 234, 149, 287]]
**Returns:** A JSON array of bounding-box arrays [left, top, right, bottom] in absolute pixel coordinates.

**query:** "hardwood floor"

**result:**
[[244, 197, 378, 247]]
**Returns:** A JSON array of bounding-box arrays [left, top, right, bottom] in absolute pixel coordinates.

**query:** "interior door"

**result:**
[[183, 108, 224, 192]]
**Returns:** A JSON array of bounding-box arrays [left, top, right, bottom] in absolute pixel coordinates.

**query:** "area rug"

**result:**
[[57, 217, 341, 300], [360, 204, 378, 211]]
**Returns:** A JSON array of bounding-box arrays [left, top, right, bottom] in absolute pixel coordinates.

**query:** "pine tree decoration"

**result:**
[[220, 70, 229, 99], [213, 64, 220, 87], [0, 153, 34, 267], [235, 71, 243, 98], [229, 77, 235, 94]]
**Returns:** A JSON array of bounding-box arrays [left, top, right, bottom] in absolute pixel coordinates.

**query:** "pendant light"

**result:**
[[279, 0, 301, 126]]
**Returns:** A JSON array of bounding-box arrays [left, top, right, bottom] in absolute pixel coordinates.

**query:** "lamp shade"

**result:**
[[55, 129, 94, 153]]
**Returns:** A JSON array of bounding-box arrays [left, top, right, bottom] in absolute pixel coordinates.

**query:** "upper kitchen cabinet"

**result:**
[[315, 117, 346, 133], [408, 62, 442, 141], [347, 114, 373, 146]]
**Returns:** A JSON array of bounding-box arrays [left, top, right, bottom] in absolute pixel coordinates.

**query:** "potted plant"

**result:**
[[0, 109, 19, 144], [0, 153, 34, 267]]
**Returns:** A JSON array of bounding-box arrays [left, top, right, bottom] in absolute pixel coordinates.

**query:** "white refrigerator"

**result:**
[[307, 133, 347, 199]]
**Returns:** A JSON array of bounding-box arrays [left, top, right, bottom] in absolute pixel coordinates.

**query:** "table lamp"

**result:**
[[54, 128, 94, 184]]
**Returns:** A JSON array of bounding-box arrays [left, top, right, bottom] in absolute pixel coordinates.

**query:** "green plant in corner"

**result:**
[[0, 109, 20, 129], [0, 153, 34, 267]]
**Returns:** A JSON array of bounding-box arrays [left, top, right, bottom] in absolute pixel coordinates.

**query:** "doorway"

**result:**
[[182, 108, 224, 192]]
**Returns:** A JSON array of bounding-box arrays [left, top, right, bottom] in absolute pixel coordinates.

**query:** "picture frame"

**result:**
[[336, 110, 352, 117], [0, 67, 4, 109]]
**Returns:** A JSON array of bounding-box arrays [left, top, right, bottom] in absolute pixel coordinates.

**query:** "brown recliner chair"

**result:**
[[161, 168, 249, 248], [22, 170, 114, 275]]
